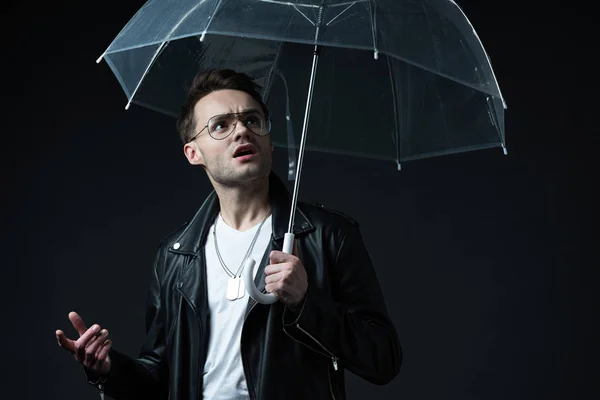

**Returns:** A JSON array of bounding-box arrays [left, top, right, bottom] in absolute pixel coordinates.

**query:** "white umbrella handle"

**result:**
[[243, 233, 295, 304]]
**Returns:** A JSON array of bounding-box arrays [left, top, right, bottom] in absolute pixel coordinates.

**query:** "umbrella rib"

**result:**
[[256, 0, 321, 8], [367, 0, 379, 59], [125, 41, 168, 110], [385, 51, 401, 169], [200, 0, 224, 41], [96, 1, 149, 64], [256, 0, 320, 27], [330, 0, 368, 6], [449, 0, 507, 109], [125, 0, 211, 110], [325, 2, 356, 26], [293, 4, 316, 26], [264, 42, 286, 98]]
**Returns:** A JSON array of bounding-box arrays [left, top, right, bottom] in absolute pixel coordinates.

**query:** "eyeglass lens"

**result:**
[[207, 111, 269, 139]]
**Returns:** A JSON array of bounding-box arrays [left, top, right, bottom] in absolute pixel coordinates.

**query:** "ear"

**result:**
[[183, 142, 205, 166]]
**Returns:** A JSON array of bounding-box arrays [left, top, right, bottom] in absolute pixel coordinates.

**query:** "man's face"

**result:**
[[183, 89, 273, 187]]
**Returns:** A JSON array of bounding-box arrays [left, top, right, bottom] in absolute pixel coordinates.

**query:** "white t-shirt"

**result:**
[[202, 214, 273, 400]]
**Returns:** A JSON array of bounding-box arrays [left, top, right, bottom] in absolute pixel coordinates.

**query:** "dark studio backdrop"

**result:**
[[1, 1, 597, 399]]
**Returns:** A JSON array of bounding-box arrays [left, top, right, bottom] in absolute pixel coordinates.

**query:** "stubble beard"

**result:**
[[207, 154, 271, 188]]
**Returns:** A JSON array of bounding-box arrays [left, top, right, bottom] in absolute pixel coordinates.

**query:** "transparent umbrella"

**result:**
[[96, 0, 507, 304]]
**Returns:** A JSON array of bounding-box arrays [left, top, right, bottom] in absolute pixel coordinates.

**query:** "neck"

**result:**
[[214, 177, 271, 232]]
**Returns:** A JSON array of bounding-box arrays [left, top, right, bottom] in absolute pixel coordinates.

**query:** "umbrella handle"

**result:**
[[242, 233, 295, 304]]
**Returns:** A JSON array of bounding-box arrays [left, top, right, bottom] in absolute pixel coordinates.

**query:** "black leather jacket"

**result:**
[[88, 173, 401, 399]]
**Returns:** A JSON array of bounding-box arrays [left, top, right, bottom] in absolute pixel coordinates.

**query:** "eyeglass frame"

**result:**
[[187, 110, 272, 143]]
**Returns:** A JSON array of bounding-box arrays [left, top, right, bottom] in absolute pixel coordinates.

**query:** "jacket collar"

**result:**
[[168, 172, 314, 255]]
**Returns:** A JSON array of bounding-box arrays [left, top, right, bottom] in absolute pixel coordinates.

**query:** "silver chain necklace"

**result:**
[[213, 211, 271, 301]]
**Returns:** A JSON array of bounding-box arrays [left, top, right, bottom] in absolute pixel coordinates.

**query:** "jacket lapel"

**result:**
[[168, 190, 218, 313]]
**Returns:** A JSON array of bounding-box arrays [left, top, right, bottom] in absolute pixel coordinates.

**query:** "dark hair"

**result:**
[[176, 68, 269, 144]]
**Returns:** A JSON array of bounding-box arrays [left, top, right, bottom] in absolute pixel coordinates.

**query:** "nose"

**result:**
[[232, 119, 252, 141]]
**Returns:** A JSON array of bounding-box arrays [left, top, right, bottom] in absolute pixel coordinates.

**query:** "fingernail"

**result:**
[[93, 325, 100, 331]]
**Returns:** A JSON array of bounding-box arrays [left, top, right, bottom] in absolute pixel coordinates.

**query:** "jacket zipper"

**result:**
[[242, 300, 259, 399], [176, 286, 203, 400], [246, 301, 340, 399], [295, 324, 338, 371], [285, 324, 338, 399]]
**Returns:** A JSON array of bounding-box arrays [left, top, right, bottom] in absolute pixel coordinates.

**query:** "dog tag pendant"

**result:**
[[237, 277, 245, 299], [226, 277, 240, 301]]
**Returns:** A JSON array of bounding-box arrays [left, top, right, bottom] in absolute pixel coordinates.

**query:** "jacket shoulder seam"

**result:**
[[313, 203, 358, 227]]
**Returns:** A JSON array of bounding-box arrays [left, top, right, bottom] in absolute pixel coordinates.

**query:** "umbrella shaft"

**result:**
[[287, 42, 320, 234]]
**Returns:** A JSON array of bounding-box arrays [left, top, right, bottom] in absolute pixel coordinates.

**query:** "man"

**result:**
[[56, 68, 401, 399]]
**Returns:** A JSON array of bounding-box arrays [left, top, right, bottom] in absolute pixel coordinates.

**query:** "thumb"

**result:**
[[56, 330, 75, 353], [270, 239, 299, 263]]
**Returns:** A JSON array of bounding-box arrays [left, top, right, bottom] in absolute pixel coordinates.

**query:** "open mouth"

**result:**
[[233, 145, 257, 158]]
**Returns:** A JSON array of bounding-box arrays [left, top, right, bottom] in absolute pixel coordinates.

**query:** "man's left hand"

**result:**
[[264, 248, 307, 308]]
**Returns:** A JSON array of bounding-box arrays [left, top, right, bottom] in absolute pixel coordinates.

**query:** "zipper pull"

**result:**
[[332, 357, 338, 371]]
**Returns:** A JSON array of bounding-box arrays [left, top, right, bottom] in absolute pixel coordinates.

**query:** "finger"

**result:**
[[74, 325, 101, 361], [269, 250, 295, 265], [264, 282, 282, 296], [82, 334, 100, 364], [69, 312, 88, 336], [264, 262, 286, 276], [265, 261, 289, 276], [56, 330, 75, 353], [264, 271, 283, 285], [85, 330, 109, 364], [95, 338, 112, 360], [92, 340, 112, 372]]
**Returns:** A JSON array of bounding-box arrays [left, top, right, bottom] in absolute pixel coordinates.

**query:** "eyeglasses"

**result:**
[[188, 110, 271, 142]]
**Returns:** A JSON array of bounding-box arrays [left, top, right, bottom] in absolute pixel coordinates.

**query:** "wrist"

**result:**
[[285, 294, 307, 317]]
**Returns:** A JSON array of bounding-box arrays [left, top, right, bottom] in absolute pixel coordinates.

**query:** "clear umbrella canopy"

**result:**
[[98, 0, 507, 168]]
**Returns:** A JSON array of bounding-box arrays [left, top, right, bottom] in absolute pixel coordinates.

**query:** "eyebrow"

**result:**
[[204, 109, 262, 127], [228, 108, 260, 115]]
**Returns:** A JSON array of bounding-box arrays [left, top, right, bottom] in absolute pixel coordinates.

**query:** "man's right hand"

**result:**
[[56, 311, 112, 376]]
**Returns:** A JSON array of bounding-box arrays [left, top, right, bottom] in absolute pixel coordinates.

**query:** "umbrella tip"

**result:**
[[374, 50, 379, 60], [502, 144, 508, 155], [96, 54, 104, 64], [397, 162, 402, 171]]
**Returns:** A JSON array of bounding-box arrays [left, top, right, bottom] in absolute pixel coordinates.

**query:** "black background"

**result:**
[[2, 1, 597, 399]]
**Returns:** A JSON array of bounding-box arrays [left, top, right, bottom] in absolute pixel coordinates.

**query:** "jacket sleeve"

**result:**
[[282, 223, 402, 385], [84, 247, 170, 399]]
